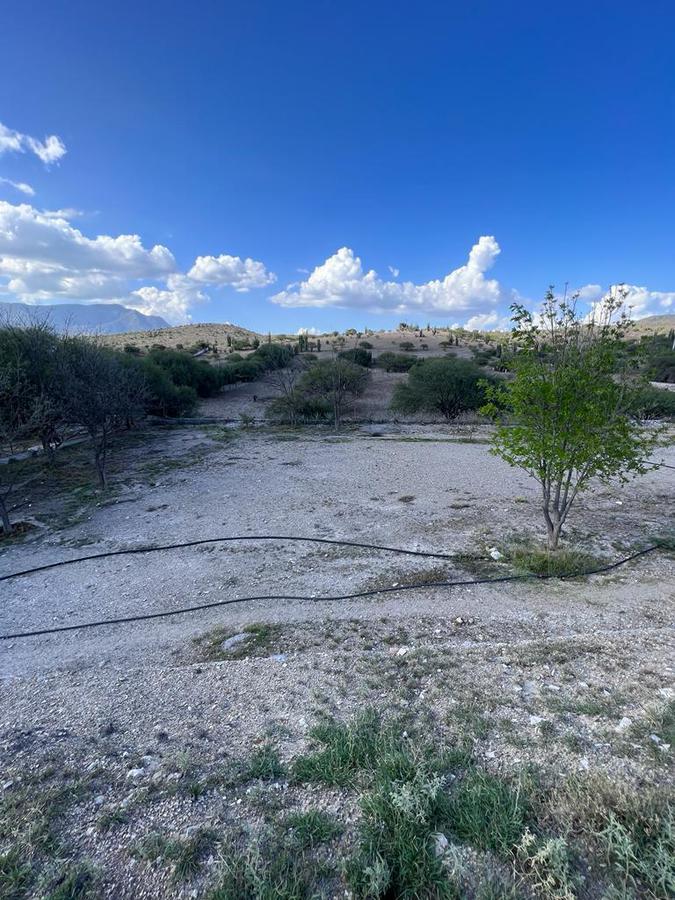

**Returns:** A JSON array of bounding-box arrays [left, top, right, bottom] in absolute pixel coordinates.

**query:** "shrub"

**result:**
[[399, 341, 415, 351], [359, 341, 373, 349], [375, 352, 417, 372], [631, 384, 675, 419], [391, 357, 490, 420], [338, 348, 372, 367]]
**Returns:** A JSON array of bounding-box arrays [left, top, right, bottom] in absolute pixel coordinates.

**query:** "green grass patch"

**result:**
[[283, 810, 342, 849], [508, 544, 608, 578], [245, 744, 286, 781], [449, 769, 532, 855]]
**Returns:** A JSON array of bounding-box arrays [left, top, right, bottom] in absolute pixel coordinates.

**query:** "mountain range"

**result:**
[[0, 302, 169, 334]]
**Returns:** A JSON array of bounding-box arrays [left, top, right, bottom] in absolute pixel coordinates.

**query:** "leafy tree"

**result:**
[[299, 358, 369, 430], [482, 289, 659, 550], [0, 362, 38, 533], [56, 339, 146, 488], [0, 322, 63, 462], [391, 357, 490, 420]]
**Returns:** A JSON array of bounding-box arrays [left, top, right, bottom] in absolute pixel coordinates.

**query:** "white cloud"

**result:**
[[0, 200, 273, 323], [388, 265, 400, 277], [297, 326, 320, 335], [0, 177, 35, 196], [464, 311, 511, 331], [0, 121, 67, 165], [613, 284, 675, 318], [271, 236, 502, 317], [187, 254, 275, 291]]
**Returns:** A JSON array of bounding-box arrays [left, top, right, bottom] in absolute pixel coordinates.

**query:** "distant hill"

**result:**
[[0, 302, 169, 334], [98, 321, 263, 352], [630, 314, 675, 335]]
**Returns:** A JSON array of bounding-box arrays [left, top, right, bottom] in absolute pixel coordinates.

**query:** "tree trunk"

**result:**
[[0, 496, 12, 535]]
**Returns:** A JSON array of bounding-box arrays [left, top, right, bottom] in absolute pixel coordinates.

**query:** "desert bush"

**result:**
[[375, 352, 417, 372], [338, 348, 372, 367], [399, 340, 415, 351], [391, 357, 490, 420], [630, 384, 675, 418], [359, 341, 373, 349], [148, 348, 224, 397]]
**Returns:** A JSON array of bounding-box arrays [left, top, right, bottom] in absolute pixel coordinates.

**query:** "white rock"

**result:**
[[529, 715, 545, 726], [615, 717, 632, 733], [488, 547, 503, 560], [126, 768, 145, 780], [432, 832, 449, 857]]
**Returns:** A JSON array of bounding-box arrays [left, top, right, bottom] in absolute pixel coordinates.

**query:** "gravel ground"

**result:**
[[0, 423, 673, 898]]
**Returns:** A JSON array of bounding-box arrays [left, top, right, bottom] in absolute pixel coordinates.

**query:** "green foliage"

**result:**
[[347, 765, 457, 899], [298, 358, 369, 429], [507, 544, 607, 577], [375, 351, 417, 372], [359, 341, 374, 349], [338, 347, 373, 367], [482, 290, 659, 548], [147, 348, 224, 397], [208, 845, 316, 900], [284, 810, 342, 849], [391, 356, 490, 420], [245, 744, 286, 780], [449, 769, 531, 855], [292, 708, 401, 786], [0, 849, 32, 900], [631, 384, 675, 418]]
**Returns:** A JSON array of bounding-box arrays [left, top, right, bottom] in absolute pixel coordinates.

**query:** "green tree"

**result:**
[[299, 358, 369, 430], [391, 357, 490, 420], [482, 289, 658, 550]]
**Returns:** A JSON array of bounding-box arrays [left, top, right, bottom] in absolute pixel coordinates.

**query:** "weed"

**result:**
[[507, 544, 607, 578], [171, 828, 218, 882], [292, 708, 404, 786], [130, 831, 171, 861], [245, 743, 286, 780], [515, 829, 577, 899], [0, 848, 32, 900], [346, 763, 458, 899], [449, 769, 531, 856], [43, 862, 98, 899], [96, 807, 128, 831], [284, 810, 342, 849], [208, 843, 316, 899]]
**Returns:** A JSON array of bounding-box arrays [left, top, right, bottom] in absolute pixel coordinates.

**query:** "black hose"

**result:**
[[0, 540, 660, 641]]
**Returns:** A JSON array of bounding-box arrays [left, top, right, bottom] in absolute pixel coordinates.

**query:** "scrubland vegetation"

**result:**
[[1, 302, 674, 900]]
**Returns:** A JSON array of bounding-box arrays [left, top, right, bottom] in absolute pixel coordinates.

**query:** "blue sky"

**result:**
[[1, 0, 674, 331]]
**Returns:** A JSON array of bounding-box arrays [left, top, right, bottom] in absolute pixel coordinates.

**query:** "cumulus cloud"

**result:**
[[0, 121, 67, 165], [0, 200, 274, 323], [271, 236, 502, 317], [0, 177, 35, 196], [464, 311, 511, 331], [188, 254, 275, 291]]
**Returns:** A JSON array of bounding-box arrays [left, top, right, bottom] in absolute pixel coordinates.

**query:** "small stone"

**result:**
[[397, 647, 409, 657], [432, 832, 449, 857], [529, 715, 544, 726], [270, 653, 287, 663], [219, 633, 250, 653], [615, 717, 632, 733], [126, 768, 145, 780], [488, 547, 503, 560], [94, 794, 105, 806]]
